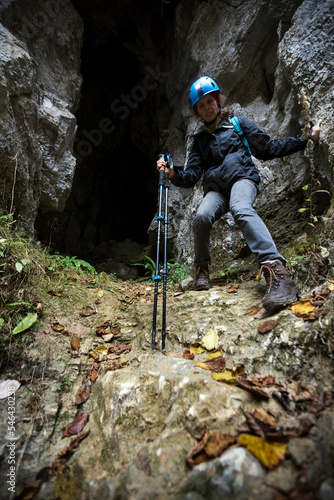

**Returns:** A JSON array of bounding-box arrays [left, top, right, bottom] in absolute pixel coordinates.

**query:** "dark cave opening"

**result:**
[[35, 0, 176, 269]]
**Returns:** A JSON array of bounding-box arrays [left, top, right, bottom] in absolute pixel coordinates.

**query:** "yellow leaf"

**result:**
[[290, 300, 316, 317], [211, 365, 246, 383], [238, 434, 286, 469], [200, 328, 218, 351], [190, 343, 205, 355], [95, 345, 108, 357], [98, 290, 104, 298], [206, 349, 223, 360]]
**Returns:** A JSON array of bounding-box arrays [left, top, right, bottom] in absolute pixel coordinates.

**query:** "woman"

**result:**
[[157, 76, 322, 313]]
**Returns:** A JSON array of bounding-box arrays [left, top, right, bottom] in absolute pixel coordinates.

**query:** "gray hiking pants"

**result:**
[[193, 179, 285, 267]]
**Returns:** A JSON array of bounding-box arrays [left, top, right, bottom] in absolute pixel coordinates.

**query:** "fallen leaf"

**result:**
[[96, 321, 112, 336], [15, 480, 42, 499], [200, 328, 218, 351], [89, 363, 99, 382], [75, 379, 91, 405], [292, 382, 318, 402], [290, 300, 316, 318], [272, 389, 291, 410], [196, 355, 226, 372], [52, 430, 90, 476], [108, 343, 132, 355], [257, 320, 278, 335], [95, 344, 109, 357], [48, 290, 69, 298], [89, 349, 99, 362], [237, 378, 270, 399], [51, 322, 67, 333], [245, 307, 261, 316], [70, 334, 80, 351], [13, 313, 38, 335], [239, 433, 286, 469], [183, 349, 195, 360], [186, 423, 209, 468], [190, 342, 205, 355], [79, 305, 97, 317], [211, 365, 247, 384], [204, 432, 236, 458], [226, 287, 238, 293], [206, 349, 223, 359], [105, 360, 124, 371], [62, 411, 89, 438]]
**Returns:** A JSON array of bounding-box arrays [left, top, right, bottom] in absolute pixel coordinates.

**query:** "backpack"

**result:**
[[230, 116, 252, 156]]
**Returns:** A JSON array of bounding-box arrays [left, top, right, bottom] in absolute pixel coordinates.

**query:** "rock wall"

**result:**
[[0, 0, 333, 270], [0, 0, 83, 232], [151, 0, 334, 272]]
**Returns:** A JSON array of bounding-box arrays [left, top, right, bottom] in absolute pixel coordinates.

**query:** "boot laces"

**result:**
[[197, 265, 209, 278], [258, 262, 285, 292]]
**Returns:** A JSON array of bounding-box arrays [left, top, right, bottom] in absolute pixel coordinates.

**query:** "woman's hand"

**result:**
[[311, 119, 322, 142], [156, 157, 175, 178]]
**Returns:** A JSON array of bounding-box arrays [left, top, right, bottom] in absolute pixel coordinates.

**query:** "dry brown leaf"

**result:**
[[292, 382, 318, 402], [186, 423, 209, 468], [70, 334, 80, 351], [96, 321, 112, 336], [245, 307, 261, 316], [75, 379, 91, 405], [88, 349, 100, 362], [183, 349, 195, 360], [257, 320, 278, 334], [237, 378, 270, 399], [62, 411, 89, 438], [108, 343, 132, 355], [196, 356, 226, 372], [204, 432, 236, 458], [48, 290, 69, 298], [89, 363, 99, 382], [105, 360, 124, 371]]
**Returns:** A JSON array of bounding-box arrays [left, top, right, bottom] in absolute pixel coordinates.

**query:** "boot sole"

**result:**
[[262, 287, 300, 314], [194, 284, 210, 291]]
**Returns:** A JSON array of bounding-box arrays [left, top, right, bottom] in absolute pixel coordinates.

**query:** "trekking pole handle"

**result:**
[[158, 153, 173, 170]]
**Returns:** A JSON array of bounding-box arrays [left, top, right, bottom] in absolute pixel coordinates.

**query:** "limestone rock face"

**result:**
[[0, 0, 333, 269], [0, 0, 83, 232], [151, 0, 333, 272]]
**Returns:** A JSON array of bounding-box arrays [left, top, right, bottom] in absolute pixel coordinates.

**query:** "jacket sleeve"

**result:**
[[238, 116, 308, 161], [170, 137, 204, 188]]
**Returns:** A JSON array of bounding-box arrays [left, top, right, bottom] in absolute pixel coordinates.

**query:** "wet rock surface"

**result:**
[[0, 269, 333, 499]]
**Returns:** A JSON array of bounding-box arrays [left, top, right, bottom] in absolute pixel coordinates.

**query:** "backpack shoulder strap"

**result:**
[[230, 116, 252, 156]]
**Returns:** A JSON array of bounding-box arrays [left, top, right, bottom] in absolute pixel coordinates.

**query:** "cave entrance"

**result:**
[[35, 0, 176, 274]]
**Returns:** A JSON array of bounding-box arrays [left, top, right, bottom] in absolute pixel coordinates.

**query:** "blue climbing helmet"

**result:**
[[189, 76, 221, 113]]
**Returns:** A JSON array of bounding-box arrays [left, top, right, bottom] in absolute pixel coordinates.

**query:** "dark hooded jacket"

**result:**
[[171, 115, 308, 197]]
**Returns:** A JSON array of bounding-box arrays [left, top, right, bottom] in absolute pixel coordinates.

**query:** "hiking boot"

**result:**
[[258, 260, 300, 313], [194, 264, 210, 290]]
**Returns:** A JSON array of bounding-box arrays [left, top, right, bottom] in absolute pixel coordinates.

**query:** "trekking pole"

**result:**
[[151, 161, 165, 350], [161, 155, 172, 350], [152, 154, 172, 350]]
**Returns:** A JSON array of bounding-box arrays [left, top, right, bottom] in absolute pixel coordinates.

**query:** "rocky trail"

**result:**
[[1, 265, 333, 500]]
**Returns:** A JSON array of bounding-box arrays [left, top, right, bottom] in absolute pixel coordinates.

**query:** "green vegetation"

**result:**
[[134, 255, 191, 285], [0, 211, 97, 364]]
